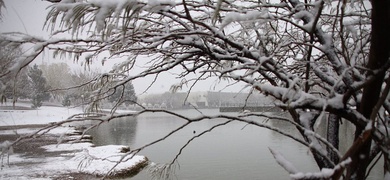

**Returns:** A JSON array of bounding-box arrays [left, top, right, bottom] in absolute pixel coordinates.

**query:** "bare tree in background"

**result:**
[[0, 0, 389, 179], [0, 41, 29, 105]]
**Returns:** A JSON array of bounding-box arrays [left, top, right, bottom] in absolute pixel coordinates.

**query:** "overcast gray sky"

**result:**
[[0, 0, 246, 94]]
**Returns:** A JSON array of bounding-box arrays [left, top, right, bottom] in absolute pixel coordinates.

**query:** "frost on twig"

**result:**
[[148, 162, 178, 180]]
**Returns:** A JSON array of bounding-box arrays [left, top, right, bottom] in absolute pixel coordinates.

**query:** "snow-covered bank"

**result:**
[[0, 103, 82, 127], [42, 143, 147, 177], [0, 102, 148, 179], [1, 138, 148, 179]]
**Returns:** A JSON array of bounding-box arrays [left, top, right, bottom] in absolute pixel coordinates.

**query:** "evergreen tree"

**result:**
[[61, 94, 71, 107], [4, 68, 30, 100], [108, 81, 137, 106], [28, 64, 51, 109]]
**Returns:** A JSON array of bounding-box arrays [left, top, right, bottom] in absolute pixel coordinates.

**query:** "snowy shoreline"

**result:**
[[0, 102, 148, 179]]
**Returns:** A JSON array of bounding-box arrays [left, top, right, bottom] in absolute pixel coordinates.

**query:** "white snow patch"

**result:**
[[220, 10, 270, 29], [299, 112, 316, 129], [365, 121, 372, 131], [41, 143, 147, 176], [290, 168, 334, 179], [0, 102, 148, 179], [0, 102, 83, 127], [1, 147, 146, 179], [290, 158, 352, 179], [327, 93, 344, 109], [293, 10, 315, 31], [145, 0, 176, 12]]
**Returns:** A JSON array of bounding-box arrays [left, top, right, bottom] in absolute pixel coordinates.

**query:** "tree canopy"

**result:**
[[0, 0, 389, 179], [107, 80, 137, 107]]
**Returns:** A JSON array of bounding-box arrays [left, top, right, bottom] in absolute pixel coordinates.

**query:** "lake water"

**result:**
[[87, 109, 381, 179]]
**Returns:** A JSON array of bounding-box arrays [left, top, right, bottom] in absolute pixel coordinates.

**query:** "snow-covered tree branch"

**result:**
[[1, 0, 389, 179]]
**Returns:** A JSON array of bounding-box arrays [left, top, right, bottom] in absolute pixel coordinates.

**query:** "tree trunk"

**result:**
[[327, 113, 340, 164], [347, 0, 390, 179]]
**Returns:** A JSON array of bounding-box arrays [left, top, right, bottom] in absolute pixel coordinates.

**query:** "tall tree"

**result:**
[[28, 64, 50, 109], [0, 40, 29, 105], [107, 81, 137, 107], [0, 0, 389, 179]]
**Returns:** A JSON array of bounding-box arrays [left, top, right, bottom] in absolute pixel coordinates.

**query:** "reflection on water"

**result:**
[[87, 109, 381, 179], [89, 117, 138, 146]]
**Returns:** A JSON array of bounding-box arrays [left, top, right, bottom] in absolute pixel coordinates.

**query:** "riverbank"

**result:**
[[0, 102, 148, 179]]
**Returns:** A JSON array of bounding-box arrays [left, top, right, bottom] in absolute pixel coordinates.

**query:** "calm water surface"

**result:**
[[87, 109, 374, 179]]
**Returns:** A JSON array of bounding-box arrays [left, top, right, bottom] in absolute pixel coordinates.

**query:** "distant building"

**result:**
[[138, 91, 274, 109]]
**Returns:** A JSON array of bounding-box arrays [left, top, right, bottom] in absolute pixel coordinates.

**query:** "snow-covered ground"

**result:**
[[0, 102, 148, 179], [0, 104, 81, 127]]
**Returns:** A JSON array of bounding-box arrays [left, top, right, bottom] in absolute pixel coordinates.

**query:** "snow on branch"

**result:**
[[269, 147, 299, 174], [1, 0, 387, 178], [220, 10, 272, 29], [289, 158, 352, 180]]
